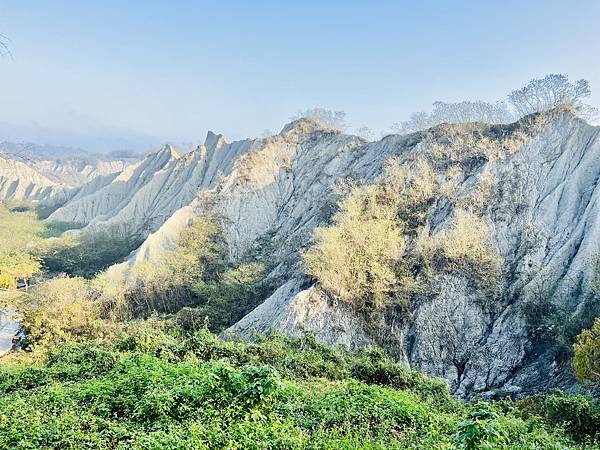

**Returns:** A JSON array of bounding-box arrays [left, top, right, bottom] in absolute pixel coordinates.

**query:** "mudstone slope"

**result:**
[[50, 111, 600, 397]]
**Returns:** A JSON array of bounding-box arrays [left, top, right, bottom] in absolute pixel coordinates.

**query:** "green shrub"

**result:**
[[453, 407, 506, 449], [0, 330, 589, 449], [39, 227, 143, 278], [573, 318, 600, 385], [516, 391, 600, 443], [19, 275, 116, 350], [545, 392, 600, 440]]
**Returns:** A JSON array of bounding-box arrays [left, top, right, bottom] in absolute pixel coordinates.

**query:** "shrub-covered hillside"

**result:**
[[0, 324, 598, 449]]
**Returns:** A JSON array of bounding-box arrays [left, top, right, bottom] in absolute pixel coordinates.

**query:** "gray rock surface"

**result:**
[[48, 133, 254, 237], [0, 151, 132, 209], [55, 112, 600, 397]]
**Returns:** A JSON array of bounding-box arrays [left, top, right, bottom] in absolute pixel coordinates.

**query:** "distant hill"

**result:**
[[0, 141, 141, 209]]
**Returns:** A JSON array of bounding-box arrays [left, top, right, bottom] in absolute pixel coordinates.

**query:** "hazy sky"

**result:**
[[0, 0, 599, 152]]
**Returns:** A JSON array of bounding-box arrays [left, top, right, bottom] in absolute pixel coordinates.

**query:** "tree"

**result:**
[[355, 126, 375, 141], [292, 108, 347, 130], [573, 318, 600, 385], [0, 250, 41, 290], [0, 34, 10, 58], [508, 74, 596, 118], [390, 101, 513, 135], [20, 275, 112, 349], [303, 183, 405, 307]]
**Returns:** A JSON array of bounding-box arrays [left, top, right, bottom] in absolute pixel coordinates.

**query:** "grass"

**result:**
[[0, 325, 596, 449], [0, 204, 83, 250]]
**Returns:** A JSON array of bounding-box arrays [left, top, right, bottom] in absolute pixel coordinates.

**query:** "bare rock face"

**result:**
[[48, 134, 255, 237], [0, 154, 67, 203], [224, 113, 600, 397], [0, 150, 133, 211], [55, 112, 600, 397]]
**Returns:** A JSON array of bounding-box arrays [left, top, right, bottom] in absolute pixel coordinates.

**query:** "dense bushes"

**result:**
[[18, 275, 117, 350], [0, 329, 590, 449], [39, 227, 143, 278], [0, 205, 90, 286], [416, 209, 502, 288], [517, 391, 600, 443], [304, 157, 502, 311], [115, 217, 274, 331], [0, 250, 40, 290], [304, 183, 406, 307], [0, 206, 45, 289], [573, 318, 600, 385]]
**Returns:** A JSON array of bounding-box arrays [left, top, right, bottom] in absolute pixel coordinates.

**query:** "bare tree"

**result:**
[[430, 100, 513, 124], [355, 126, 374, 141], [390, 100, 513, 135], [508, 74, 596, 118], [0, 34, 10, 58], [292, 107, 347, 131], [390, 111, 432, 134]]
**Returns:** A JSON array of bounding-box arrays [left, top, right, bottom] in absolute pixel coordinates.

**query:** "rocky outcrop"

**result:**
[[60, 112, 600, 397], [29, 158, 130, 186], [223, 113, 600, 397], [48, 133, 255, 237], [0, 149, 134, 209], [0, 154, 66, 203]]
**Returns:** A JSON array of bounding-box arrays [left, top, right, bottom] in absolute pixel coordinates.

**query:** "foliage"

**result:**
[[420, 209, 503, 287], [0, 250, 41, 289], [355, 126, 375, 141], [517, 391, 600, 443], [292, 107, 347, 130], [104, 217, 273, 332], [389, 74, 596, 136], [521, 256, 600, 364], [39, 227, 143, 278], [0, 329, 588, 449], [304, 157, 502, 310], [0, 204, 81, 249], [0, 205, 46, 252], [509, 74, 597, 119], [573, 318, 600, 385], [0, 205, 80, 289], [304, 183, 405, 307], [391, 100, 513, 134], [18, 275, 116, 350], [453, 407, 505, 449]]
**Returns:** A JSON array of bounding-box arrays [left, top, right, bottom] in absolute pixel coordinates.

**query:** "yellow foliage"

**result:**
[[21, 276, 113, 348], [304, 155, 503, 309], [573, 318, 600, 385], [0, 250, 41, 289], [426, 210, 502, 284], [304, 183, 405, 307]]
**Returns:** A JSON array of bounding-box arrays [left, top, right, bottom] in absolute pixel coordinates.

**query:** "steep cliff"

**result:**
[[228, 112, 600, 397], [57, 111, 600, 397], [48, 133, 254, 237], [0, 149, 133, 209]]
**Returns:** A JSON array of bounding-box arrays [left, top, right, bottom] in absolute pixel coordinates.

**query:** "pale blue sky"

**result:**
[[0, 0, 599, 152]]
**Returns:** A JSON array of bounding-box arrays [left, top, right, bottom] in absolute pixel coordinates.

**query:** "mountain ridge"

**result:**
[[17, 110, 600, 398]]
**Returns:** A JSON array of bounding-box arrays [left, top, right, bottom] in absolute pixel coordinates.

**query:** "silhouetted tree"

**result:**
[[355, 126, 374, 141], [508, 74, 596, 118], [390, 101, 513, 135], [292, 108, 347, 130]]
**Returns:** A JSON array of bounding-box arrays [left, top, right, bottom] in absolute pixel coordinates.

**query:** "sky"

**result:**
[[0, 0, 599, 152]]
